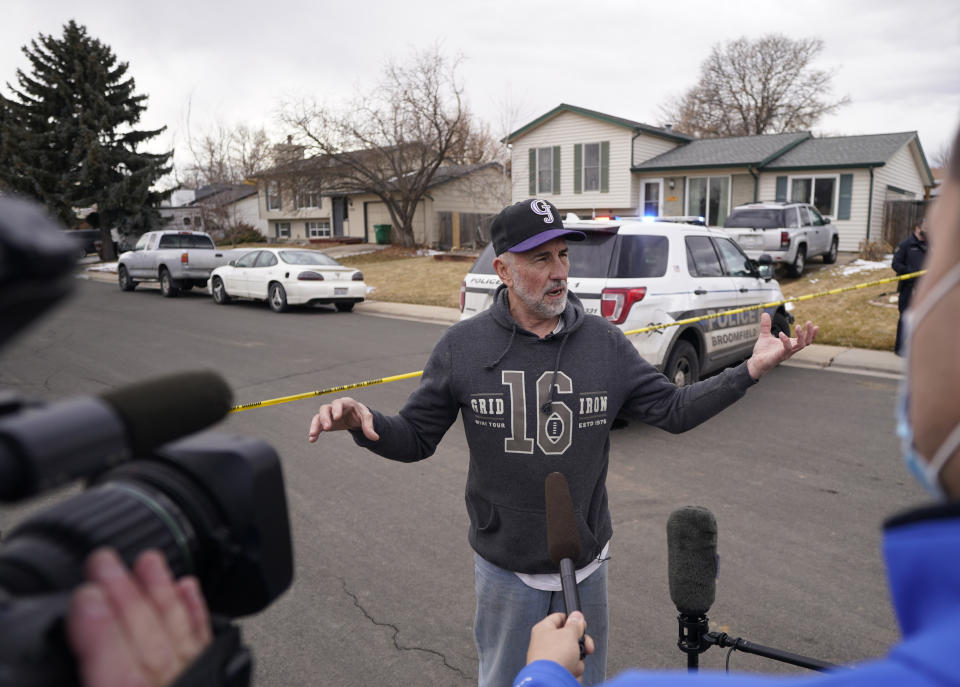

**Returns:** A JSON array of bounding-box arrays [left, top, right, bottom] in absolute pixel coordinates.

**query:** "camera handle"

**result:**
[[172, 615, 252, 687]]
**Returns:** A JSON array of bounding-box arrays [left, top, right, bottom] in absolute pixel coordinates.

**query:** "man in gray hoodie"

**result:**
[[308, 198, 818, 687]]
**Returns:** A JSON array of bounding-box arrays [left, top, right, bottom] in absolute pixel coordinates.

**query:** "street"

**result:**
[[0, 279, 921, 685]]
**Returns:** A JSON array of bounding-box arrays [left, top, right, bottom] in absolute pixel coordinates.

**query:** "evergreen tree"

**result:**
[[0, 20, 171, 258]]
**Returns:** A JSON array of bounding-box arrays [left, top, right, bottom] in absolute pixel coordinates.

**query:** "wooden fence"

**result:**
[[883, 199, 929, 247], [437, 211, 496, 251]]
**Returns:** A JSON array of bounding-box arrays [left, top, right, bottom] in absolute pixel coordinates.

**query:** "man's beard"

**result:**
[[511, 270, 567, 318]]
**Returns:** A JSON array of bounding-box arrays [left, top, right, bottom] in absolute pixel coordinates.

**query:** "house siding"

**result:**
[[511, 111, 636, 212], [873, 141, 928, 243], [758, 170, 872, 252]]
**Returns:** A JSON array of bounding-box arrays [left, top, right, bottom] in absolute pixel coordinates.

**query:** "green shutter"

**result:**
[[574, 144, 582, 194], [600, 141, 610, 193], [775, 176, 787, 202], [552, 146, 561, 194], [529, 149, 537, 196], [838, 174, 853, 220]]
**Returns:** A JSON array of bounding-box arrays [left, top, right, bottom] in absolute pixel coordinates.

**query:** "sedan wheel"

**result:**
[[269, 283, 288, 313], [212, 277, 231, 304]]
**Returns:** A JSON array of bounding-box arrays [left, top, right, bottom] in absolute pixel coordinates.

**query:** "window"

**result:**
[[266, 182, 281, 211], [295, 191, 321, 209], [254, 251, 278, 267], [613, 235, 668, 278], [537, 147, 553, 194], [274, 222, 290, 238], [235, 251, 260, 268], [686, 176, 730, 226], [790, 176, 836, 217], [713, 237, 752, 277], [685, 235, 723, 277], [182, 216, 191, 226], [583, 143, 600, 192], [306, 220, 331, 238]]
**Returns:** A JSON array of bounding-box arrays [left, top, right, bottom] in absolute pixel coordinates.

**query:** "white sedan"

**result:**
[[209, 248, 367, 313]]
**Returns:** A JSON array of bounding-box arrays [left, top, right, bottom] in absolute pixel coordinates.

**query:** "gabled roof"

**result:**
[[633, 132, 811, 171], [505, 103, 692, 144], [764, 132, 929, 175], [191, 183, 259, 205]]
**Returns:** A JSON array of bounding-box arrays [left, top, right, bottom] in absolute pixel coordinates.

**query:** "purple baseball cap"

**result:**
[[490, 199, 586, 255]]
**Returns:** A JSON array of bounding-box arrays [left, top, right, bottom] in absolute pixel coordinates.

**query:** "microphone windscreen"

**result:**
[[100, 370, 233, 455], [545, 471, 581, 564], [667, 506, 718, 615]]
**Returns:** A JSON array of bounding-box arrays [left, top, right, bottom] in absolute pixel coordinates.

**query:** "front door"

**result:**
[[641, 180, 662, 218], [332, 197, 346, 237]]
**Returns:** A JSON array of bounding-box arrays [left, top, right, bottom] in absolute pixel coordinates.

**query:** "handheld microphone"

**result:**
[[0, 370, 233, 501], [545, 471, 586, 660], [666, 506, 718, 671]]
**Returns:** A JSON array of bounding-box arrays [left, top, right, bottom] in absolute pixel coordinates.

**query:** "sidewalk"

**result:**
[[79, 263, 903, 379]]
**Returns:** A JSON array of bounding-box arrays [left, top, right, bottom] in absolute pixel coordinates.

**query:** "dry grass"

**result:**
[[778, 260, 901, 351], [339, 252, 473, 309], [336, 248, 907, 352]]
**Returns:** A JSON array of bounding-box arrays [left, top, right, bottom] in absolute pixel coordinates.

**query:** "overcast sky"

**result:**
[[4, 0, 959, 177]]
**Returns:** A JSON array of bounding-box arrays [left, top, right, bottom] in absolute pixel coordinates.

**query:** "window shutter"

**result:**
[[838, 174, 853, 220], [600, 141, 610, 193], [552, 146, 561, 194], [529, 149, 537, 195], [574, 144, 582, 194], [775, 176, 787, 202]]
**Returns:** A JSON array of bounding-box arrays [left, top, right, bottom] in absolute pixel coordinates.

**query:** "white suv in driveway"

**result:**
[[460, 218, 794, 386], [721, 202, 839, 277]]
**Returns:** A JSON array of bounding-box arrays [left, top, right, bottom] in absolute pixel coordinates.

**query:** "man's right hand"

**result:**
[[308, 397, 379, 442]]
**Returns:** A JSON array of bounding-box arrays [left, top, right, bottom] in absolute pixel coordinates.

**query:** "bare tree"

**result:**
[[279, 46, 485, 247], [182, 120, 273, 187], [930, 140, 954, 169], [660, 34, 850, 137]]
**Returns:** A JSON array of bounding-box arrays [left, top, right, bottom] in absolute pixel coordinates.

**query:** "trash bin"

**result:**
[[374, 224, 391, 245]]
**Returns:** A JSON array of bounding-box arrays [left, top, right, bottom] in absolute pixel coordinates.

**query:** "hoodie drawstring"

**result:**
[[485, 323, 518, 370], [540, 331, 570, 414]]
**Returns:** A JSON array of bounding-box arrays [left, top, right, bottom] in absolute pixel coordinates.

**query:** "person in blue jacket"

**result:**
[[514, 124, 960, 687]]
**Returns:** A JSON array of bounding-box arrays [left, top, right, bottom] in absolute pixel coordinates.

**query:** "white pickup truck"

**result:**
[[117, 230, 242, 297], [720, 202, 839, 277]]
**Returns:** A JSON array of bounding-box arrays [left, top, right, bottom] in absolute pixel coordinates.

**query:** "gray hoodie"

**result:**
[[353, 285, 755, 573]]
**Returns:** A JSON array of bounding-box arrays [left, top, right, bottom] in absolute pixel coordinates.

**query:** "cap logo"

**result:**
[[530, 199, 554, 224]]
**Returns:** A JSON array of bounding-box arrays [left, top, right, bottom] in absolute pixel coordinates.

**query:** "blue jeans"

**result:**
[[473, 553, 608, 687]]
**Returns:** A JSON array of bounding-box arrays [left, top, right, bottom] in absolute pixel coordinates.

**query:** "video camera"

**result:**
[[0, 196, 294, 686]]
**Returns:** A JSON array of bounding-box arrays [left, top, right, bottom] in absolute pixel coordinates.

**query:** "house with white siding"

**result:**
[[507, 104, 935, 252], [253, 159, 507, 249]]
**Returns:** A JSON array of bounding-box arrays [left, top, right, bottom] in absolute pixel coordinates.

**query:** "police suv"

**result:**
[[459, 217, 794, 386]]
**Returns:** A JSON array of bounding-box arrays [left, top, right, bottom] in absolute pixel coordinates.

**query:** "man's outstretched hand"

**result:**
[[746, 312, 819, 380]]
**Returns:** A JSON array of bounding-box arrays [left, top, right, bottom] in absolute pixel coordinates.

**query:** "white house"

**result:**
[[507, 104, 936, 251]]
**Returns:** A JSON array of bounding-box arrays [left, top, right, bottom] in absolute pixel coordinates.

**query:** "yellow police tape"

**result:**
[[229, 269, 926, 413]]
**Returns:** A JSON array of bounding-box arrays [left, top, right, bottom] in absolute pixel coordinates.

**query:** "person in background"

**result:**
[[892, 218, 928, 355], [514, 123, 960, 686]]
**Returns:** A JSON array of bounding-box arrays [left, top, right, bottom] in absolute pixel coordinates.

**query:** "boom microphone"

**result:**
[[0, 370, 233, 500], [545, 471, 586, 659], [667, 506, 718, 615], [667, 506, 718, 671]]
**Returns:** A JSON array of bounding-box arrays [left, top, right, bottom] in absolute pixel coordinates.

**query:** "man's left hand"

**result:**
[[746, 313, 818, 380]]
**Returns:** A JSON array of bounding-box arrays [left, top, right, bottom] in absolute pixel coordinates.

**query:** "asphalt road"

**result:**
[[0, 279, 921, 685]]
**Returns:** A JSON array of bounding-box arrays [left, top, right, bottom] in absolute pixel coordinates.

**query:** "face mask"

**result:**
[[896, 263, 960, 499]]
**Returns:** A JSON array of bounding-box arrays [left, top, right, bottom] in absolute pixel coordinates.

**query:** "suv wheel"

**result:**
[[823, 237, 838, 264], [665, 340, 700, 387], [772, 312, 792, 339], [788, 246, 806, 278]]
